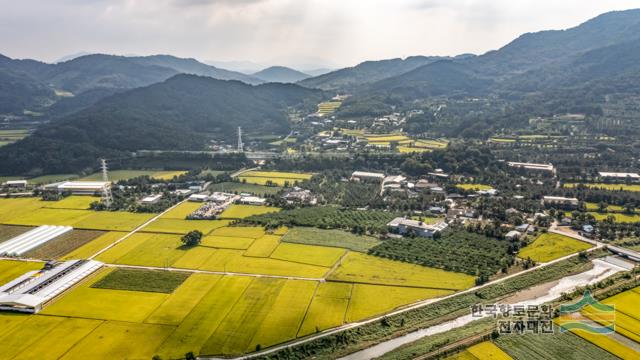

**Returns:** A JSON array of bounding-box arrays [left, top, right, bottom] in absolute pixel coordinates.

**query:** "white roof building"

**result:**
[[4, 180, 27, 187], [188, 194, 209, 202], [598, 172, 640, 180], [239, 196, 266, 205], [543, 196, 579, 206], [387, 217, 448, 238], [46, 181, 110, 195], [140, 194, 163, 205], [507, 162, 555, 172], [351, 171, 385, 182], [0, 259, 103, 313]]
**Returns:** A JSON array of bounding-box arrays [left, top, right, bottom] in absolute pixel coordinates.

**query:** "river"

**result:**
[[340, 258, 630, 360]]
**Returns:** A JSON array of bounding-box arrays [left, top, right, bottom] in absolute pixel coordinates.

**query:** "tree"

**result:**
[[181, 230, 203, 247], [185, 352, 196, 360]]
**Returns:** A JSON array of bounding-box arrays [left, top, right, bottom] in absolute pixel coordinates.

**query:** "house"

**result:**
[[140, 194, 162, 205], [543, 196, 579, 209], [505, 230, 522, 240], [598, 172, 640, 181], [282, 188, 317, 205], [350, 171, 385, 182], [188, 194, 209, 202], [582, 224, 595, 234], [507, 162, 555, 173], [3, 180, 27, 188], [387, 217, 448, 238], [45, 181, 110, 195], [239, 196, 266, 205]]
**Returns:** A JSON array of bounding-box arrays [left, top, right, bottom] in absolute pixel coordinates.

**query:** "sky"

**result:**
[[1, 0, 639, 71]]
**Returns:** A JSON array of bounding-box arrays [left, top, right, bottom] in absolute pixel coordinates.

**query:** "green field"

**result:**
[[455, 183, 493, 191], [237, 170, 312, 187], [565, 183, 640, 192], [588, 212, 640, 223], [81, 169, 187, 181], [28, 174, 79, 184], [42, 196, 99, 210], [281, 227, 381, 252], [0, 260, 43, 284], [24, 229, 104, 259], [270, 242, 346, 267], [91, 268, 190, 293], [518, 233, 592, 262]]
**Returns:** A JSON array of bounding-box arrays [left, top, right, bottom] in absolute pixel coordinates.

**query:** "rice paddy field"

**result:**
[[565, 183, 640, 192], [456, 184, 494, 191], [588, 212, 640, 223], [317, 101, 342, 115], [446, 342, 512, 360], [0, 129, 29, 147], [208, 182, 282, 195], [218, 204, 280, 219], [518, 233, 592, 262], [0, 199, 481, 358], [236, 170, 313, 187]]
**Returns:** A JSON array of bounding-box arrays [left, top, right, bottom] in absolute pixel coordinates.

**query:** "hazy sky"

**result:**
[[1, 0, 639, 70]]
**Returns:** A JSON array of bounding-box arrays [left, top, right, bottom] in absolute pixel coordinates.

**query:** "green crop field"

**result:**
[[447, 342, 512, 360], [219, 204, 280, 219], [210, 225, 266, 238], [518, 233, 591, 262], [588, 212, 640, 223], [298, 282, 352, 336], [328, 252, 475, 290], [103, 232, 185, 267], [565, 183, 640, 192], [0, 198, 49, 223], [282, 227, 381, 252], [91, 268, 190, 293], [28, 174, 79, 184], [244, 234, 281, 257], [201, 235, 256, 249]]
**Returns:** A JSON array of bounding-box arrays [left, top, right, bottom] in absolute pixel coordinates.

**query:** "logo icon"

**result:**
[[557, 291, 615, 334]]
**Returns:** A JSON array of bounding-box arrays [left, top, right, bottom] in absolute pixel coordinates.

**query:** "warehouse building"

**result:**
[[0, 259, 103, 313], [45, 181, 110, 195], [351, 171, 385, 182], [598, 172, 640, 180], [507, 162, 555, 173], [0, 225, 73, 256]]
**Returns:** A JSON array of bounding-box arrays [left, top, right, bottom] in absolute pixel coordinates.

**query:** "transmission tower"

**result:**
[[237, 126, 244, 152], [100, 159, 113, 208]]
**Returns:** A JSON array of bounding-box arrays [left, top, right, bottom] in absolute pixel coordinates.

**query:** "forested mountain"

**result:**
[[0, 53, 262, 115], [0, 74, 322, 175], [297, 56, 460, 91], [252, 66, 310, 83]]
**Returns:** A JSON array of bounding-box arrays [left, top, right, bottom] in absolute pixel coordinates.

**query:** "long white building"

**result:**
[[0, 259, 103, 313], [0, 225, 73, 256], [45, 181, 110, 195]]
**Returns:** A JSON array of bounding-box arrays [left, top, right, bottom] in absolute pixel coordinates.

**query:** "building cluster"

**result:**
[[282, 187, 317, 205], [507, 162, 555, 173], [386, 217, 449, 238]]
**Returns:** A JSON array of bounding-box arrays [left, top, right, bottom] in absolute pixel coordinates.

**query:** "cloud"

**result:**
[[0, 0, 638, 68]]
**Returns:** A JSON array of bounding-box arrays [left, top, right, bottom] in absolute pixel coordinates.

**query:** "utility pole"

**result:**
[[237, 126, 244, 152], [100, 159, 113, 208]]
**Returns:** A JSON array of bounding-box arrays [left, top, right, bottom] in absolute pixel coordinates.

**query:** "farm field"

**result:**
[[24, 229, 104, 259], [141, 218, 231, 234], [398, 146, 432, 153], [518, 233, 591, 262], [328, 252, 475, 290], [0, 129, 29, 148], [317, 101, 341, 115], [0, 224, 31, 242], [585, 202, 626, 212], [61, 231, 125, 260], [237, 170, 312, 186], [41, 196, 99, 210], [0, 260, 43, 284], [218, 204, 280, 219], [281, 227, 381, 252], [565, 183, 640, 192], [160, 201, 202, 219], [446, 342, 511, 360], [27, 174, 79, 184], [81, 169, 187, 181], [582, 286, 640, 344], [494, 326, 619, 360], [588, 212, 640, 223], [270, 242, 346, 267]]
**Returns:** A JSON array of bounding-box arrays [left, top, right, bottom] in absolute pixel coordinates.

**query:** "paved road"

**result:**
[[550, 223, 640, 262], [230, 167, 260, 178], [107, 263, 325, 282], [89, 199, 189, 260]]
